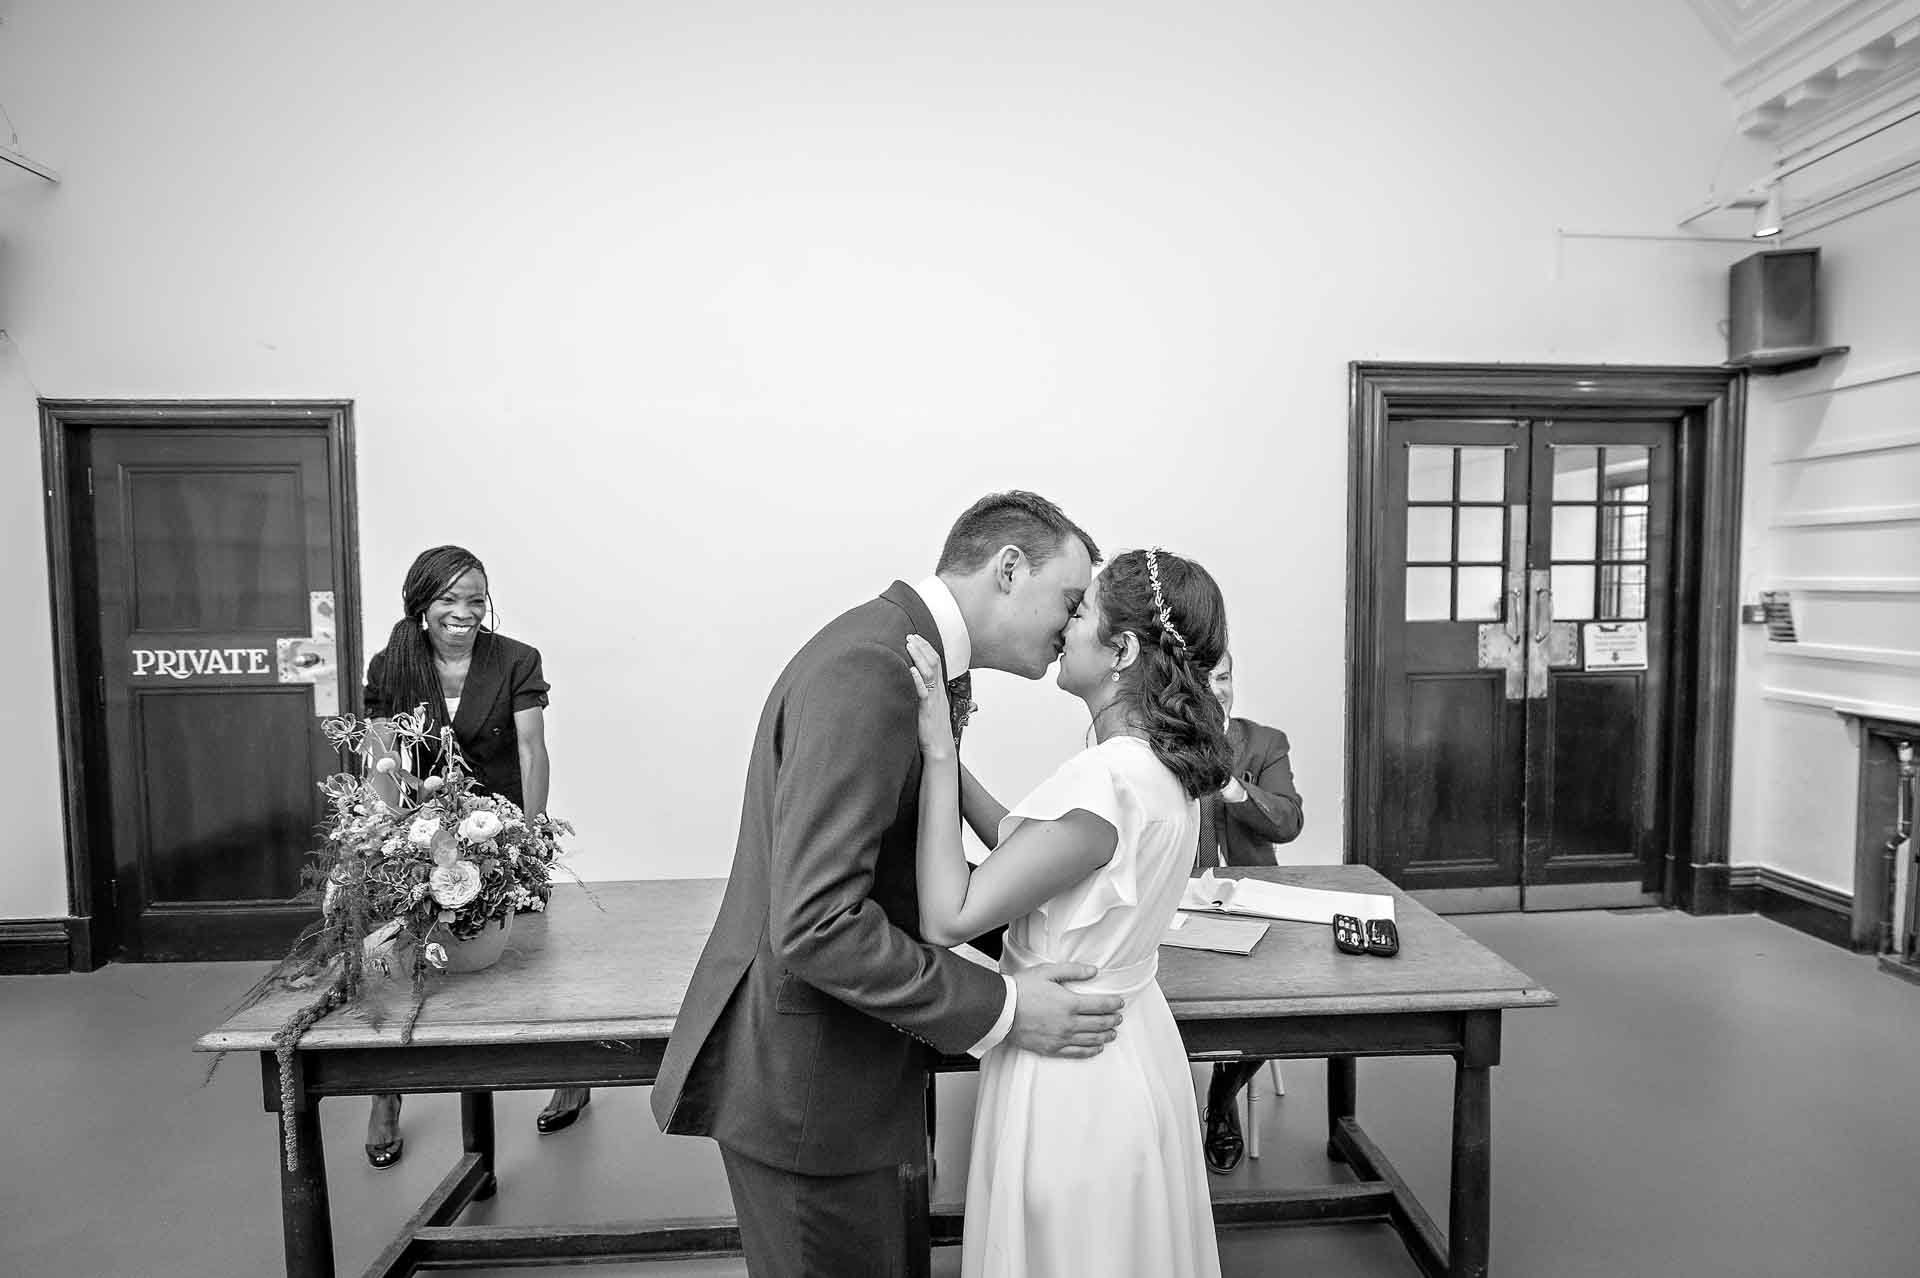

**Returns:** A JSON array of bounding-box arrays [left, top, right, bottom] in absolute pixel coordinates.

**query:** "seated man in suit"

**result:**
[[1194, 649, 1304, 1173]]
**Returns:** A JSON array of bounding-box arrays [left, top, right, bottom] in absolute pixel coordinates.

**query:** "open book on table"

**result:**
[[1180, 869, 1396, 927]]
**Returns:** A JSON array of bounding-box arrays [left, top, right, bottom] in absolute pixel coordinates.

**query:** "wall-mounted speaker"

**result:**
[[1727, 247, 1845, 371]]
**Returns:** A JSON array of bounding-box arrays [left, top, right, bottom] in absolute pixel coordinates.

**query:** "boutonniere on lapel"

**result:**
[[947, 672, 975, 745]]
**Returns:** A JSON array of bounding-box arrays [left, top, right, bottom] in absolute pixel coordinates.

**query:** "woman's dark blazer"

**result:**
[[364, 630, 549, 811], [1196, 717, 1305, 868]]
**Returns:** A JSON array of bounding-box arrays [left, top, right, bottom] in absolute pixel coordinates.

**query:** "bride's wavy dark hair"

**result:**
[[1095, 548, 1231, 798]]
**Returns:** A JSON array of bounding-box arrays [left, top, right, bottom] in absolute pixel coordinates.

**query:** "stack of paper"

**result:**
[[1181, 870, 1396, 926], [1161, 911, 1269, 955]]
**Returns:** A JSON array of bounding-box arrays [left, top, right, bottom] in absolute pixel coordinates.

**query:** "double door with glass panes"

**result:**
[[1377, 417, 1672, 910]]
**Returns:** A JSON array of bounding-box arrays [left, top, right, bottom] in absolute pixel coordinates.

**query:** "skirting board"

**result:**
[[0, 918, 74, 975], [1728, 865, 1855, 952]]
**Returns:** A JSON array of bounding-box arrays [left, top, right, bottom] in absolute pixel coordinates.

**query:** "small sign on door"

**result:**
[[1582, 621, 1648, 671]]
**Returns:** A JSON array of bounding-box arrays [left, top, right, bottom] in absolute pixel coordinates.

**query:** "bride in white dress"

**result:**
[[906, 546, 1230, 1278]]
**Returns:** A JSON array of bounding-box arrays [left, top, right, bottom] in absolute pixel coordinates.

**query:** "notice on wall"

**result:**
[[1582, 621, 1648, 671]]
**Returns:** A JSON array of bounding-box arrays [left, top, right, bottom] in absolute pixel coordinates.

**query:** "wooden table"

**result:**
[[196, 867, 1556, 1278]]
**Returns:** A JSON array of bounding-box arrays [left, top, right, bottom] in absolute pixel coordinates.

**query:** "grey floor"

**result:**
[[3, 909, 1917, 1278]]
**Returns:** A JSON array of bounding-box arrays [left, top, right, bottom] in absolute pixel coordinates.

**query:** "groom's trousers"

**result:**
[[720, 1144, 921, 1278]]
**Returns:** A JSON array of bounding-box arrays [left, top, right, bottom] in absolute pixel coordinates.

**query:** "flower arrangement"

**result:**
[[230, 705, 577, 1169], [313, 705, 573, 952]]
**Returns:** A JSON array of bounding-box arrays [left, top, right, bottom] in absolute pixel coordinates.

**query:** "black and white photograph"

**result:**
[[2, 2, 1918, 1275]]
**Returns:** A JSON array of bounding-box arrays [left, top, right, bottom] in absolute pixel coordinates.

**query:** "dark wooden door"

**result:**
[[89, 428, 343, 959], [1522, 420, 1673, 905], [1378, 416, 1674, 910]]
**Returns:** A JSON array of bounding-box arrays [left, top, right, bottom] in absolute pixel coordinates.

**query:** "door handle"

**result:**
[[1477, 506, 1529, 700], [1505, 505, 1527, 645], [1526, 570, 1551, 698], [276, 591, 340, 717]]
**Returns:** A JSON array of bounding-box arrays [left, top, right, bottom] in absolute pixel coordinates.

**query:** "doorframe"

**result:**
[[39, 400, 361, 970], [1346, 363, 1744, 915]]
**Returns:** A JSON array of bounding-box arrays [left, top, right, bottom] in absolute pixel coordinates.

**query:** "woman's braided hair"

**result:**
[[374, 545, 491, 731], [1095, 547, 1231, 798]]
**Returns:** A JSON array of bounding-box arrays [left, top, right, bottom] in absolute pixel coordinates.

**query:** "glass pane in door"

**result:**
[[1458, 448, 1506, 501], [1408, 447, 1453, 501], [1407, 507, 1453, 562], [1406, 567, 1451, 621], [1552, 446, 1598, 500]]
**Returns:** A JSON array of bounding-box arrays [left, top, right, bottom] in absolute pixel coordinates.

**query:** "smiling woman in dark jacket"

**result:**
[[359, 544, 587, 1168]]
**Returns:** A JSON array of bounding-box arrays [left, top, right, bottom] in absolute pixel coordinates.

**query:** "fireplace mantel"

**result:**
[[1837, 711, 1920, 983]]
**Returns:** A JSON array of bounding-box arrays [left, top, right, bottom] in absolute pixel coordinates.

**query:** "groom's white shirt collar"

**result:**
[[912, 575, 971, 675], [910, 572, 1012, 1057]]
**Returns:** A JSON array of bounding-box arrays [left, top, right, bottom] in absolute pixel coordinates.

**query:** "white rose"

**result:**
[[458, 811, 503, 842], [428, 860, 483, 908], [407, 816, 441, 847]]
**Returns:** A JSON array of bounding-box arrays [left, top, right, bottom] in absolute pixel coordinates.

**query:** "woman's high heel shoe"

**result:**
[[535, 1089, 591, 1134], [366, 1093, 403, 1168]]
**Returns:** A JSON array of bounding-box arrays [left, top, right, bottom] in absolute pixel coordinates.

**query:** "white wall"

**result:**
[[0, 0, 1741, 914], [0, 339, 67, 916], [1728, 185, 1920, 892]]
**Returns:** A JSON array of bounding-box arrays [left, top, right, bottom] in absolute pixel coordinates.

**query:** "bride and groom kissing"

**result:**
[[652, 490, 1234, 1278]]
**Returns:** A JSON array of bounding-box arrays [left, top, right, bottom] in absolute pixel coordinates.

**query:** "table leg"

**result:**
[[461, 1091, 498, 1201], [901, 1159, 931, 1278], [1325, 1055, 1356, 1163], [1448, 1012, 1500, 1278], [277, 1088, 335, 1277]]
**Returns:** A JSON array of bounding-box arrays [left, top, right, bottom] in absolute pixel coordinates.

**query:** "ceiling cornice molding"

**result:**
[[1679, 1, 1920, 232], [1716, 0, 1911, 94], [1684, 0, 1834, 60], [1766, 53, 1920, 148], [1688, 0, 1920, 139]]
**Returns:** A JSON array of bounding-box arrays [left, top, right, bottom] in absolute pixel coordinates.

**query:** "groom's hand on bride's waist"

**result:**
[[1006, 962, 1125, 1059]]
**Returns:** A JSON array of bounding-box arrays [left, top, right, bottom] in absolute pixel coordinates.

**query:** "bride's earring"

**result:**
[[420, 616, 429, 632], [1110, 670, 1120, 683]]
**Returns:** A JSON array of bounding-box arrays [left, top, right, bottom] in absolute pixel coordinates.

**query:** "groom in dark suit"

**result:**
[[652, 491, 1124, 1277]]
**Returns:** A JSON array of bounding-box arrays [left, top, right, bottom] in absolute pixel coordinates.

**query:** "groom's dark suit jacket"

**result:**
[[650, 582, 1008, 1173]]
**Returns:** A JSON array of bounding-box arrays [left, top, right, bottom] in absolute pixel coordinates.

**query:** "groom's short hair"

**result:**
[[936, 491, 1102, 575]]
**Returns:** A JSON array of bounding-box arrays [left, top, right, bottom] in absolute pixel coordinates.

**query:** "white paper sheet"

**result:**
[[1181, 870, 1396, 926], [1160, 910, 1269, 955]]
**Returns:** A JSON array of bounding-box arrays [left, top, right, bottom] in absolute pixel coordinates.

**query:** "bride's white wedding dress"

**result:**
[[962, 735, 1222, 1278]]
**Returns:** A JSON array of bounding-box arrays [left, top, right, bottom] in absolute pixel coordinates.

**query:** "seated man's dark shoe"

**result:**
[[1203, 1101, 1244, 1175], [536, 1089, 591, 1134], [365, 1137, 404, 1169]]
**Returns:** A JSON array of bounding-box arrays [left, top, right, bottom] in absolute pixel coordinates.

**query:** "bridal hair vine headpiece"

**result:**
[[1143, 547, 1189, 656]]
